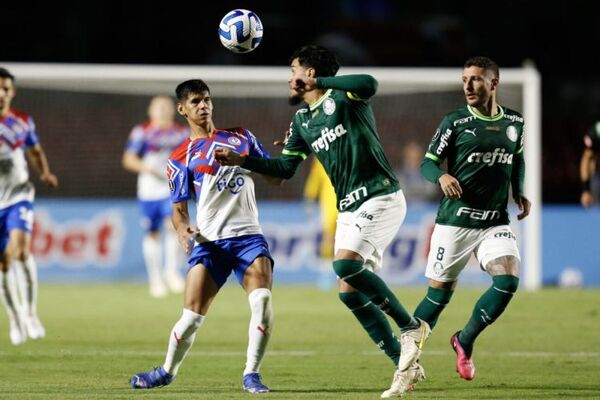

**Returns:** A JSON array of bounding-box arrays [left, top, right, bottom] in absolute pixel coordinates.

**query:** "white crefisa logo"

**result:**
[[323, 98, 336, 115], [467, 147, 513, 166], [506, 125, 518, 142], [310, 123, 347, 153]]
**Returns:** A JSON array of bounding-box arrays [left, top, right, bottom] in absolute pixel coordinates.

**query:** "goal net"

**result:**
[[0, 63, 541, 289]]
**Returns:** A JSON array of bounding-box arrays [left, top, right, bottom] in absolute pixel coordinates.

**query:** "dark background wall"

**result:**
[[4, 0, 599, 202]]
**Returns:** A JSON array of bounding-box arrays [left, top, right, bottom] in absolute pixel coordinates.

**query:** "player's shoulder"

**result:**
[[8, 108, 32, 123], [501, 106, 524, 124], [440, 105, 470, 127], [293, 106, 310, 118], [169, 137, 191, 162]]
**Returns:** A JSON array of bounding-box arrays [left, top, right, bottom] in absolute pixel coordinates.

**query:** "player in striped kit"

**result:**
[[122, 96, 188, 298], [0, 67, 58, 345], [131, 79, 277, 393]]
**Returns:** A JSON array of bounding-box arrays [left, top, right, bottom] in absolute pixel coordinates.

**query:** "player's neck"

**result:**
[[473, 98, 499, 117], [303, 89, 327, 107], [150, 120, 174, 130], [0, 105, 9, 117], [190, 121, 216, 139]]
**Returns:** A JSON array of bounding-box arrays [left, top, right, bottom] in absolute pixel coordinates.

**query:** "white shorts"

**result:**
[[425, 224, 520, 282], [335, 190, 406, 272]]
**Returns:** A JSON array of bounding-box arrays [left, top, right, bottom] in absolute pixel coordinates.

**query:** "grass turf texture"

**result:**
[[0, 284, 598, 399]]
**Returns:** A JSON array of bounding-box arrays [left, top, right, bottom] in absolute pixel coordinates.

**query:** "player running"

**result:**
[[122, 96, 188, 298], [130, 79, 278, 393], [214, 45, 427, 398], [0, 67, 58, 345], [410, 56, 530, 385]]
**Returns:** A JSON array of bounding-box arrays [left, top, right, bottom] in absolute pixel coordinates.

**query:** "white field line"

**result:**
[[0, 350, 598, 358]]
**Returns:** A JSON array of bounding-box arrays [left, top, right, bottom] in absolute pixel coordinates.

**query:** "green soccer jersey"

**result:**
[[424, 104, 525, 228], [281, 75, 400, 212]]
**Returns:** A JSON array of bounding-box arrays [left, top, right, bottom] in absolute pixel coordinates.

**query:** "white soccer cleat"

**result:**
[[398, 318, 431, 371], [164, 270, 185, 294], [381, 362, 425, 398], [9, 319, 27, 345], [25, 316, 46, 340]]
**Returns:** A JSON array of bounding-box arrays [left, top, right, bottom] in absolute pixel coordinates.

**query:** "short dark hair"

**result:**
[[0, 67, 15, 81], [464, 56, 499, 79], [290, 45, 340, 77], [175, 79, 210, 101]]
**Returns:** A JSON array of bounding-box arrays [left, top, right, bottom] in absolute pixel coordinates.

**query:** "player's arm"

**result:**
[[171, 201, 197, 254], [511, 149, 530, 220], [316, 75, 378, 99], [122, 151, 163, 178], [420, 119, 462, 199], [25, 144, 58, 188], [580, 147, 596, 207]]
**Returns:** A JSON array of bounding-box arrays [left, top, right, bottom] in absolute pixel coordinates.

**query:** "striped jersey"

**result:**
[[125, 121, 188, 200], [0, 109, 39, 208], [167, 127, 269, 241]]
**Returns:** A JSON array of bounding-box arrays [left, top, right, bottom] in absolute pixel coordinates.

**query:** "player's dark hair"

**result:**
[[0, 67, 15, 81], [175, 79, 210, 101], [290, 45, 340, 77], [464, 56, 499, 79]]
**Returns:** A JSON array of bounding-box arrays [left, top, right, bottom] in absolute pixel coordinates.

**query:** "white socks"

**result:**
[[244, 288, 273, 375], [0, 269, 21, 322], [163, 309, 205, 376], [13, 256, 38, 317], [142, 235, 166, 297]]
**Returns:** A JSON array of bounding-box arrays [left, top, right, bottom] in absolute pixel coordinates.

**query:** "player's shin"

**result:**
[[0, 269, 21, 323], [333, 260, 417, 330], [459, 275, 519, 354], [339, 291, 400, 366], [163, 309, 205, 376], [244, 288, 273, 375], [414, 286, 454, 329], [13, 256, 39, 317], [164, 230, 185, 293]]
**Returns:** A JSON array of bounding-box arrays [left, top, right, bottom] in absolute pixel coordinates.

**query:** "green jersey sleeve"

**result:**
[[424, 116, 454, 164], [282, 118, 311, 160], [317, 75, 378, 100], [511, 126, 526, 196]]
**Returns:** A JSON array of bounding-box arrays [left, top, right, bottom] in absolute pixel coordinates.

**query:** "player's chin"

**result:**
[[288, 93, 303, 106]]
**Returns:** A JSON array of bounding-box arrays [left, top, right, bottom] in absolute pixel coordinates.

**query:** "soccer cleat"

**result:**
[[130, 366, 173, 389], [242, 372, 270, 393], [397, 318, 431, 371], [450, 332, 476, 380], [25, 316, 46, 340], [9, 319, 26, 345], [381, 362, 426, 398]]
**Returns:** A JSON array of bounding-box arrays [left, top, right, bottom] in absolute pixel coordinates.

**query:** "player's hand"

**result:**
[[291, 76, 318, 93], [214, 148, 246, 166], [273, 130, 291, 147], [177, 226, 200, 254], [438, 174, 462, 199], [40, 172, 58, 188], [581, 190, 594, 208], [514, 194, 531, 220]]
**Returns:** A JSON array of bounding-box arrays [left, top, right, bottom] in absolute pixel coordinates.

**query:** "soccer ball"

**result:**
[[218, 9, 263, 54]]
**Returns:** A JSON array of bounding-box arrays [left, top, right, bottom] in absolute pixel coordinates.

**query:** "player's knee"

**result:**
[[333, 259, 364, 280], [338, 291, 368, 309], [492, 274, 520, 294]]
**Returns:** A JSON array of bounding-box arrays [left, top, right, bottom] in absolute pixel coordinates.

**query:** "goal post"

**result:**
[[0, 62, 542, 289]]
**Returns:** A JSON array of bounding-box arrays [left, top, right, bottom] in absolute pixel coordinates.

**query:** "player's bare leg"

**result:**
[[241, 256, 273, 393], [164, 220, 185, 293]]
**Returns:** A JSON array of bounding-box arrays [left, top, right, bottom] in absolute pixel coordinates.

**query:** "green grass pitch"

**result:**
[[0, 284, 598, 399]]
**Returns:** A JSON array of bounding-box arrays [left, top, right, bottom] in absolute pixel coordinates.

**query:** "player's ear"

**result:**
[[306, 67, 315, 78], [490, 77, 499, 92], [177, 103, 186, 117]]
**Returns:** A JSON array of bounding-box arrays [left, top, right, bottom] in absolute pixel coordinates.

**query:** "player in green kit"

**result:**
[[409, 56, 531, 385], [215, 45, 429, 398]]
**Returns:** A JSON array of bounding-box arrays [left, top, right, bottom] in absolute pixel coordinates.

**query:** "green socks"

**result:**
[[339, 291, 400, 366], [333, 259, 416, 329], [414, 286, 454, 329], [459, 275, 519, 356]]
